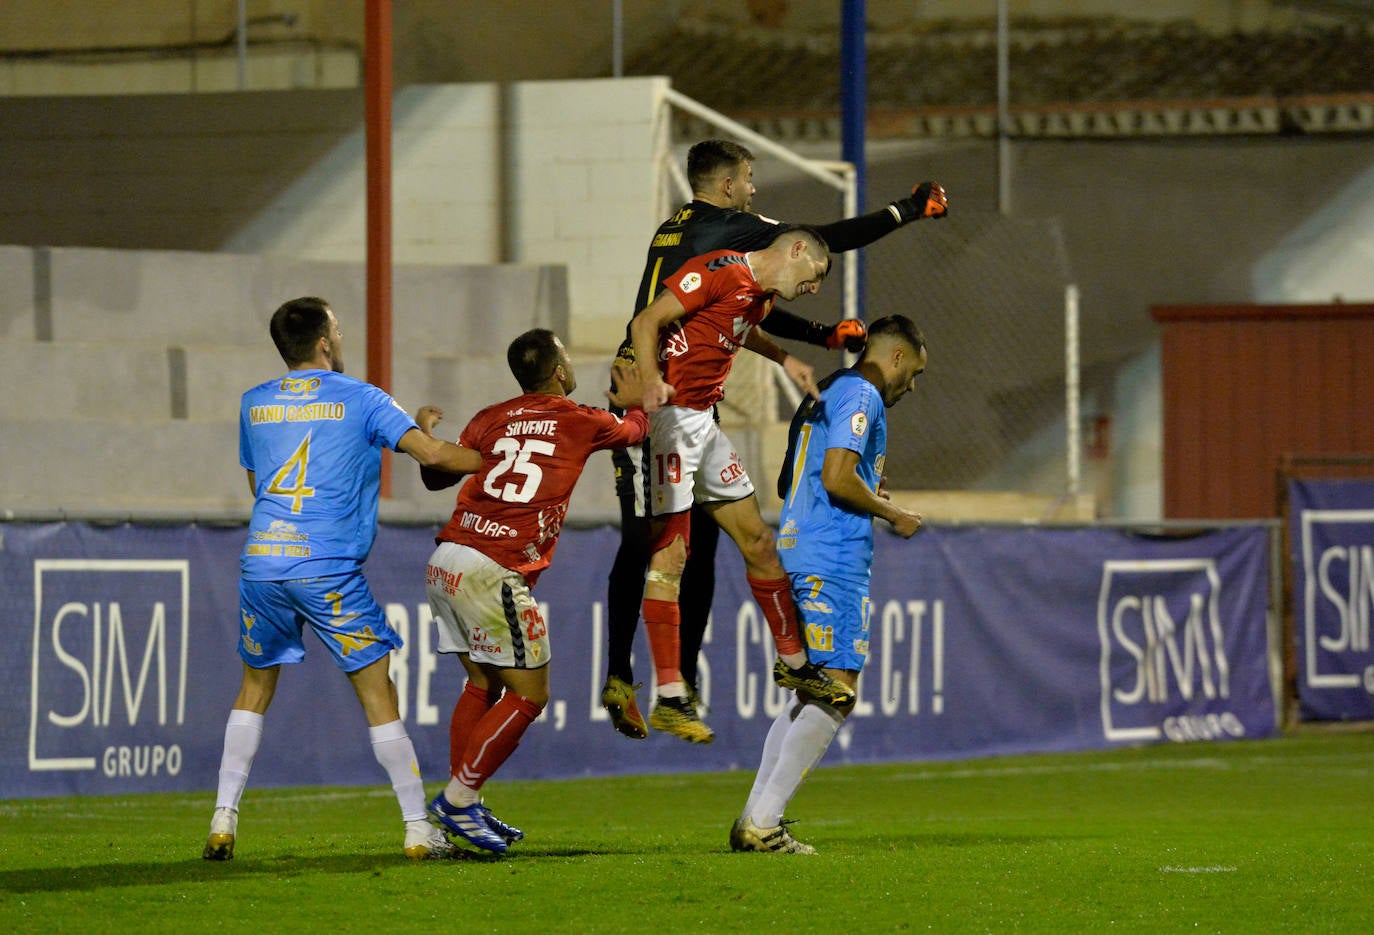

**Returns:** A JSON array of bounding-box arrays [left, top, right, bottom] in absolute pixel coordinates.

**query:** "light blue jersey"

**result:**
[[239, 369, 417, 581], [776, 369, 887, 581]]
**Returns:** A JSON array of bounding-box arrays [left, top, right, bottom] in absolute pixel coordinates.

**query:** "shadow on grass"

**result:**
[[0, 846, 607, 894]]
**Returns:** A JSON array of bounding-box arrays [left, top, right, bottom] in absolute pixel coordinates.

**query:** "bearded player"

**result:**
[[417, 329, 648, 854]]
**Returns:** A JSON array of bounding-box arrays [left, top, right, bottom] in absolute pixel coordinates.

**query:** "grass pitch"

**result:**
[[3, 732, 1372, 933]]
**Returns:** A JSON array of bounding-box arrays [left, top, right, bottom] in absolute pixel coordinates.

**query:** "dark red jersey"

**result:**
[[655, 250, 773, 411], [438, 394, 648, 584]]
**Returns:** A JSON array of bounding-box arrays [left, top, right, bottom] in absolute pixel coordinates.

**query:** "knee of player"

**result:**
[[646, 568, 683, 597], [807, 695, 854, 722], [651, 539, 688, 575], [519, 686, 551, 709]]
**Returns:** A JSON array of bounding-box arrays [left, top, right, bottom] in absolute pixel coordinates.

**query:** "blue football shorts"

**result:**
[[786, 571, 872, 672], [237, 572, 402, 673]]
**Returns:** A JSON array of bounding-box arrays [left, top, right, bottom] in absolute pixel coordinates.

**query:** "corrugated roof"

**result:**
[[627, 19, 1374, 138]]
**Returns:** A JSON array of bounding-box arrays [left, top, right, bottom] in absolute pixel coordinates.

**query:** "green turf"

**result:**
[[3, 732, 1373, 933]]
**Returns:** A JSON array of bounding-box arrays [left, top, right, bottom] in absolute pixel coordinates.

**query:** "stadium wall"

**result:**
[[0, 78, 666, 351], [1153, 303, 1374, 519]]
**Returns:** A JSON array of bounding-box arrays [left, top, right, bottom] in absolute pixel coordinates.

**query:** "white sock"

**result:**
[[779, 651, 808, 669], [443, 778, 481, 807], [657, 681, 688, 700], [369, 719, 427, 822], [749, 701, 843, 829], [214, 709, 263, 811], [743, 697, 800, 819]]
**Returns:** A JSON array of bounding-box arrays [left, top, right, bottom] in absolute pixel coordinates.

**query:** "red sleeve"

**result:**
[[589, 407, 649, 450]]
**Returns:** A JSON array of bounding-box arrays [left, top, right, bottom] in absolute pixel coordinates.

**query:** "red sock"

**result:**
[[642, 597, 682, 687], [455, 692, 543, 792], [748, 574, 804, 657], [449, 682, 499, 778]]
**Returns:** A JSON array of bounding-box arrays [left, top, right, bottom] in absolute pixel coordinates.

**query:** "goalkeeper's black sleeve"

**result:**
[[760, 306, 831, 347], [810, 209, 901, 253]]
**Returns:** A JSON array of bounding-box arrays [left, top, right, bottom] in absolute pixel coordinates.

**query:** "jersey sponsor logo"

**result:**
[[246, 520, 312, 558], [677, 271, 702, 293], [851, 412, 868, 437], [459, 511, 519, 538], [278, 376, 322, 395]]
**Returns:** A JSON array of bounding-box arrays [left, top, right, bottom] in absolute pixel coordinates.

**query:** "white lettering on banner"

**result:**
[[1097, 559, 1237, 743], [387, 603, 411, 722], [384, 603, 441, 726], [1316, 545, 1374, 654], [875, 599, 946, 717], [102, 744, 182, 777], [1301, 509, 1374, 690], [734, 603, 789, 719], [29, 560, 189, 774]]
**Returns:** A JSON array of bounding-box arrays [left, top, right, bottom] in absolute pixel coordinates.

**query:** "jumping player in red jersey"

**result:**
[[628, 226, 857, 743], [416, 328, 648, 854], [602, 139, 947, 742]]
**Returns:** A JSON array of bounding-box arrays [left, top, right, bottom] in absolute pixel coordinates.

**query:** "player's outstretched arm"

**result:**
[[809, 181, 949, 253], [760, 309, 868, 352], [398, 420, 482, 490]]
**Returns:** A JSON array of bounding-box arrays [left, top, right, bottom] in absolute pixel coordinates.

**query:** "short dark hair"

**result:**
[[507, 328, 563, 391], [772, 224, 832, 275], [269, 296, 332, 367], [866, 314, 926, 355], [687, 139, 755, 192]]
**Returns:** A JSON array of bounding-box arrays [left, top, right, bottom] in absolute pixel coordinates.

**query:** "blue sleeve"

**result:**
[[360, 384, 419, 451], [239, 395, 254, 471], [823, 379, 877, 456]]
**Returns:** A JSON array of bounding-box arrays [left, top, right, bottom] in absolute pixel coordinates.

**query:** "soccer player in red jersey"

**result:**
[[416, 328, 648, 854], [628, 226, 858, 743], [602, 139, 946, 742]]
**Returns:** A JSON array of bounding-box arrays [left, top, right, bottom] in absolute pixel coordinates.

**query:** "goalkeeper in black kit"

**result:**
[[600, 138, 948, 740]]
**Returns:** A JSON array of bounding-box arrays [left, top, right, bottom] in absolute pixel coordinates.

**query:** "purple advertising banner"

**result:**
[[1289, 478, 1374, 720], [0, 520, 1275, 800]]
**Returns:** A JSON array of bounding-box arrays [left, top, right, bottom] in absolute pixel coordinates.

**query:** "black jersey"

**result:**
[[632, 201, 782, 315]]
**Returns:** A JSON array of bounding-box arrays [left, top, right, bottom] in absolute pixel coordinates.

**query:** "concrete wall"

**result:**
[[1, 79, 665, 353], [0, 245, 584, 518]]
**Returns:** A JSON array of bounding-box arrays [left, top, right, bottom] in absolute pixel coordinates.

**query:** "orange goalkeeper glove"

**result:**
[[889, 181, 948, 223], [825, 319, 868, 353]]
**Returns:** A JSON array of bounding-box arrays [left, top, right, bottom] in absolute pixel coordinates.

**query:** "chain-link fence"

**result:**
[[864, 210, 1074, 493]]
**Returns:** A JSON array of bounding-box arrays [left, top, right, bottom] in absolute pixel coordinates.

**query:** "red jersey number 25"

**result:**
[[483, 438, 555, 503]]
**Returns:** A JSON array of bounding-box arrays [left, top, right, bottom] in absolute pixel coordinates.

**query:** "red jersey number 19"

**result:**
[[655, 452, 682, 486]]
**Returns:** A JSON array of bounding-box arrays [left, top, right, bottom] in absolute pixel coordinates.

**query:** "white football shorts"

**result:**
[[425, 541, 550, 669], [646, 405, 755, 516]]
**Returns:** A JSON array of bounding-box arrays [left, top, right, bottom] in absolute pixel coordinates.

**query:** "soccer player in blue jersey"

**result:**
[[203, 296, 484, 863], [731, 314, 927, 854]]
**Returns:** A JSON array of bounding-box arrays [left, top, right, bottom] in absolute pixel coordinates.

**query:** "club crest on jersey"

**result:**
[[662, 325, 690, 359], [850, 412, 868, 437], [677, 271, 702, 293]]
